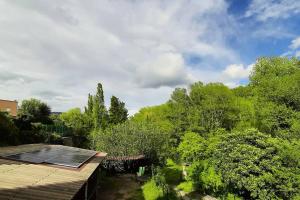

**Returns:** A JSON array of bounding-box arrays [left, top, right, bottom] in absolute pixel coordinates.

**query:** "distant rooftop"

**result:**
[[0, 99, 18, 117]]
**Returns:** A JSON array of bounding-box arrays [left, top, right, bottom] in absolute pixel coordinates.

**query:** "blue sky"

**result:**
[[0, 0, 300, 113]]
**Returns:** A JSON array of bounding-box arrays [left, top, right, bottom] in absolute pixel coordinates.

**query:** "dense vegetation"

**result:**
[[131, 57, 300, 199], [1, 56, 300, 199]]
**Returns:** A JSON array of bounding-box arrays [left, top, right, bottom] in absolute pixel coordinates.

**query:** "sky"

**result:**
[[1, 0, 300, 114]]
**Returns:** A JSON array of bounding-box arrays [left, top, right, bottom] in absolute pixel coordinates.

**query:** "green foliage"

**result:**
[[59, 108, 90, 148], [161, 159, 182, 185], [199, 164, 224, 195], [166, 82, 239, 139], [85, 83, 128, 133], [189, 82, 238, 132], [60, 108, 89, 132], [95, 121, 169, 163], [176, 181, 195, 193], [150, 166, 179, 200], [255, 101, 294, 135], [234, 97, 255, 130], [132, 104, 173, 134], [93, 83, 109, 130], [226, 193, 242, 200], [48, 133, 63, 144], [232, 85, 254, 98], [177, 132, 206, 163], [0, 112, 19, 145], [18, 98, 52, 124], [250, 57, 300, 110], [186, 160, 225, 195], [85, 93, 94, 115], [215, 129, 300, 199], [109, 95, 128, 125], [142, 179, 164, 200]]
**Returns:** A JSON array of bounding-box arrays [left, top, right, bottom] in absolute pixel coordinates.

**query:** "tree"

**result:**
[[250, 57, 300, 110], [60, 108, 90, 148], [214, 129, 300, 199], [95, 121, 169, 163], [189, 82, 239, 133], [109, 95, 128, 124], [18, 98, 52, 124], [0, 112, 19, 145], [84, 94, 94, 115], [177, 131, 206, 163], [92, 83, 108, 130], [132, 104, 173, 133]]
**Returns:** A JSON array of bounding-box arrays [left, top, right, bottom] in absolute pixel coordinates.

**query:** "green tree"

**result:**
[[84, 93, 94, 115], [95, 121, 169, 163], [189, 82, 238, 132], [0, 112, 19, 145], [132, 104, 173, 133], [215, 129, 300, 199], [108, 95, 128, 124], [60, 108, 90, 148], [177, 131, 206, 163], [18, 98, 52, 124], [92, 83, 108, 130], [250, 57, 300, 110]]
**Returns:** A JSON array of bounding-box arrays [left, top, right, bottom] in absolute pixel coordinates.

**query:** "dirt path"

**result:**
[[98, 174, 144, 200]]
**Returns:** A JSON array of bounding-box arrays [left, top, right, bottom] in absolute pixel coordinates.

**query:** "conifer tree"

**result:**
[[109, 95, 128, 124], [92, 83, 108, 129], [85, 94, 94, 115]]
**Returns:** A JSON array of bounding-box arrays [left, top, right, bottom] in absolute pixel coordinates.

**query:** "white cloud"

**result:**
[[245, 0, 300, 21], [289, 37, 300, 49], [222, 64, 253, 80], [0, 0, 239, 113], [285, 36, 300, 57]]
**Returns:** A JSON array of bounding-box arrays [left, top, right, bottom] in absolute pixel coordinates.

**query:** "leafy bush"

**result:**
[[0, 112, 19, 146], [176, 181, 195, 193], [177, 132, 206, 163], [48, 133, 63, 144], [161, 159, 182, 185], [215, 129, 300, 199], [186, 160, 225, 195], [142, 179, 164, 200], [95, 121, 169, 163]]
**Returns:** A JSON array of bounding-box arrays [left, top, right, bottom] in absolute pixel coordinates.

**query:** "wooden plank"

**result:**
[[0, 144, 106, 200]]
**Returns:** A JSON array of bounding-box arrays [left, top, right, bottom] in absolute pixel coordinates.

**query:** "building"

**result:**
[[0, 144, 107, 200], [0, 99, 18, 117]]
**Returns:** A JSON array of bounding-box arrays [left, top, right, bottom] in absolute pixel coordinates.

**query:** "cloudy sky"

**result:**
[[1, 0, 300, 114]]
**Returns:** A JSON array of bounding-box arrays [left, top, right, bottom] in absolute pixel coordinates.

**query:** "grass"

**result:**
[[142, 179, 164, 200], [176, 181, 195, 194], [161, 159, 182, 185]]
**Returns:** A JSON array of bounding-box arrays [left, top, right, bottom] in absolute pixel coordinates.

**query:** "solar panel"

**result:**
[[4, 146, 97, 168]]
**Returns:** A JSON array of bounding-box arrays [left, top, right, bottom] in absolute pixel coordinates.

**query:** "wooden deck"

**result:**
[[0, 144, 107, 200]]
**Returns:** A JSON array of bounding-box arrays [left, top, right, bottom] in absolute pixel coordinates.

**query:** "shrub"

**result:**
[[95, 121, 169, 164], [142, 179, 164, 200], [215, 129, 300, 199], [0, 112, 19, 146], [161, 159, 182, 185], [176, 181, 195, 194], [48, 133, 63, 144]]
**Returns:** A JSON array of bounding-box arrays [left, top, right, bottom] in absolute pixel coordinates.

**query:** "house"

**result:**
[[0, 99, 18, 117], [0, 144, 107, 200]]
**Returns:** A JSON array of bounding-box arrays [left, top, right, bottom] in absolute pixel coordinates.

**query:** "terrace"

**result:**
[[0, 144, 107, 200]]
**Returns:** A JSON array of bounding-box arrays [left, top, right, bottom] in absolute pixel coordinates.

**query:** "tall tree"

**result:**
[[84, 94, 94, 115], [92, 83, 108, 129], [109, 95, 128, 124]]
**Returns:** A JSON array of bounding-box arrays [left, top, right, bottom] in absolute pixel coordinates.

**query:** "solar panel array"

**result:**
[[5, 146, 97, 168]]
